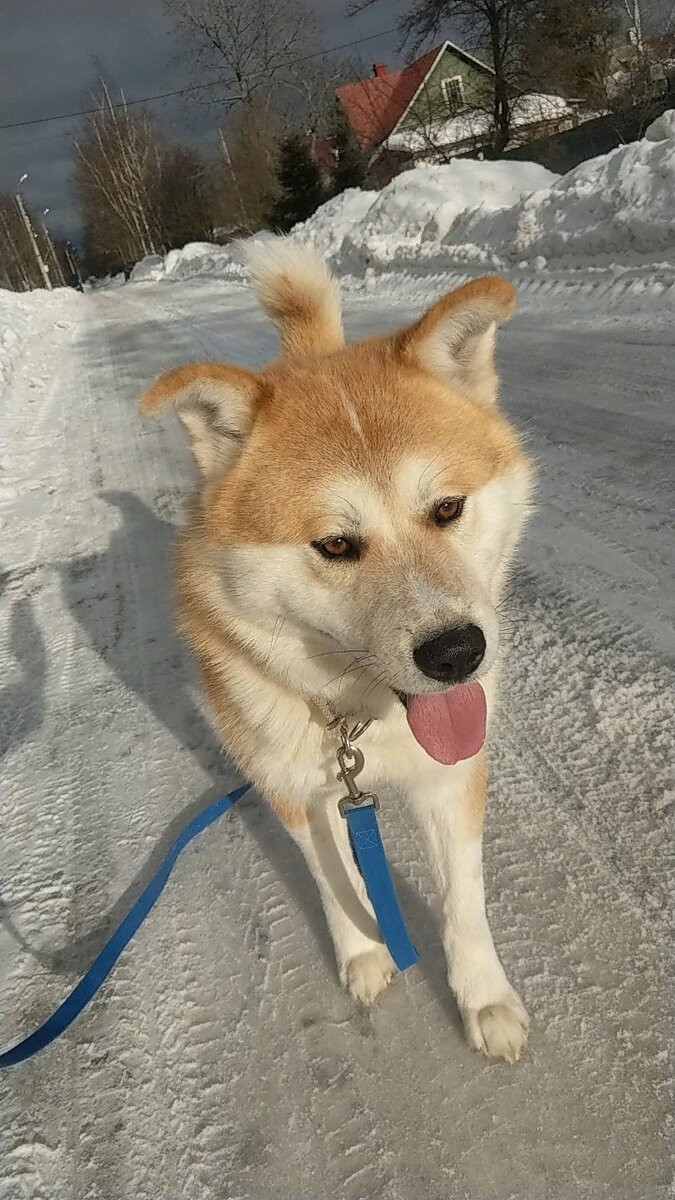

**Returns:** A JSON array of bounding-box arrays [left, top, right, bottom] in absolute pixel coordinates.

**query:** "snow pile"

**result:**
[[294, 159, 557, 271], [119, 115, 675, 287], [644, 107, 675, 142], [458, 113, 675, 268], [130, 241, 238, 283], [290, 116, 675, 273], [289, 187, 377, 260]]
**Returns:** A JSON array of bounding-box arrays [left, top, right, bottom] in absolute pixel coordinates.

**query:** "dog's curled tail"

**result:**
[[244, 236, 344, 358]]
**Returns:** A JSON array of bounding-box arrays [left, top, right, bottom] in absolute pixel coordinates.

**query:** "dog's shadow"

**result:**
[[2, 489, 460, 1032]]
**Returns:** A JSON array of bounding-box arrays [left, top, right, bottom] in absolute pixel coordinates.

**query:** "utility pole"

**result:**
[[219, 131, 248, 233], [65, 241, 84, 292], [42, 209, 67, 287], [0, 205, 31, 291], [15, 174, 52, 290]]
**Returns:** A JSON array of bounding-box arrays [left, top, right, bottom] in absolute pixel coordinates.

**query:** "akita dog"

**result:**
[[141, 240, 534, 1063]]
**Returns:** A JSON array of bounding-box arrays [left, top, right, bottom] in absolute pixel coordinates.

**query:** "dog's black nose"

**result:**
[[413, 624, 486, 684]]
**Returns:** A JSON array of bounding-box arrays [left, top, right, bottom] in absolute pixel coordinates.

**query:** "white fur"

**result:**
[[318, 474, 395, 540], [174, 377, 252, 477]]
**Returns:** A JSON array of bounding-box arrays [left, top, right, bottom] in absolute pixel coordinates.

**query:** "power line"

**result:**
[[0, 26, 399, 132]]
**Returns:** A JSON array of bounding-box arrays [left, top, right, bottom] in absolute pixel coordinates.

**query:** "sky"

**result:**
[[1, 0, 672, 246], [0, 0, 409, 245]]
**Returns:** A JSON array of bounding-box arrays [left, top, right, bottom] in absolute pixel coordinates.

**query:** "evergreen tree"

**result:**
[[330, 103, 368, 194], [268, 133, 325, 232]]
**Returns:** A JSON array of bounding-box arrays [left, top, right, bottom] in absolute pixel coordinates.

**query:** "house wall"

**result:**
[[397, 48, 493, 133]]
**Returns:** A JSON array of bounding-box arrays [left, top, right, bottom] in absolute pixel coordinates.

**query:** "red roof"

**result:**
[[336, 46, 443, 152]]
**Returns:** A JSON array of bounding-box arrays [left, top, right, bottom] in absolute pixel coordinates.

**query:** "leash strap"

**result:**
[[1, 782, 417, 1068], [0, 783, 251, 1069], [345, 803, 418, 971]]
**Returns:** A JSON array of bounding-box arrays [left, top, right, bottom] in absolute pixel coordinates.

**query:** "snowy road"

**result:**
[[1, 273, 672, 1199]]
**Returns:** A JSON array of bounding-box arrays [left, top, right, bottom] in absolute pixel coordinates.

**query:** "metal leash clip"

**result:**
[[335, 720, 380, 818]]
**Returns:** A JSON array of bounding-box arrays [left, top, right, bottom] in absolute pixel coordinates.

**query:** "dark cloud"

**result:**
[[0, 0, 406, 243]]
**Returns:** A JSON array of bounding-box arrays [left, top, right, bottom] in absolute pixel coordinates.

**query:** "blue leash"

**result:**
[[345, 803, 417, 971], [0, 785, 416, 1069], [0, 784, 250, 1069]]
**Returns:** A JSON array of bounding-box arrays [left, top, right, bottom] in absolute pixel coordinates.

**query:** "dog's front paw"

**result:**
[[342, 946, 396, 1006], [461, 993, 530, 1063]]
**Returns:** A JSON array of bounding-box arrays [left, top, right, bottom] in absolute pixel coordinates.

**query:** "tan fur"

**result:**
[[204, 339, 526, 546], [265, 792, 310, 829], [139, 361, 259, 414]]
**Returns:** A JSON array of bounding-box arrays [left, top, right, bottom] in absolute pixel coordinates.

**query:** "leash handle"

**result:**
[[0, 784, 251, 1069]]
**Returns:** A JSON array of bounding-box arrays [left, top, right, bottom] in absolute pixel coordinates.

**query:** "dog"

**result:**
[[140, 239, 534, 1063]]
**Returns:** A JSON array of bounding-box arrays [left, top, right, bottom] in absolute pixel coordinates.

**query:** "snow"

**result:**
[[130, 241, 239, 284], [118, 119, 675, 288], [291, 118, 675, 274], [385, 92, 578, 154], [1, 120, 674, 1196], [644, 106, 675, 141], [1, 272, 672, 1198], [294, 159, 558, 271]]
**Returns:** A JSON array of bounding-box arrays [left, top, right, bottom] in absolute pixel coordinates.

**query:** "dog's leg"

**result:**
[[268, 792, 395, 1005], [408, 759, 529, 1062]]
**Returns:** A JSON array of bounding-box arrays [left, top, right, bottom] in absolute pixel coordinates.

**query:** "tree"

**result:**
[[350, 0, 537, 154], [268, 132, 325, 232], [329, 103, 368, 193], [73, 80, 165, 272], [523, 0, 620, 107], [73, 79, 217, 274], [164, 0, 321, 115], [159, 145, 215, 247], [214, 96, 282, 235]]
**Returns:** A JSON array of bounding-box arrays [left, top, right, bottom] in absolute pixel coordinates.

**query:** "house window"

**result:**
[[442, 76, 465, 112]]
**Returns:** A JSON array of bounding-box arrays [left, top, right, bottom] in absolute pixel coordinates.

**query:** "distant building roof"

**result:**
[[336, 41, 492, 152]]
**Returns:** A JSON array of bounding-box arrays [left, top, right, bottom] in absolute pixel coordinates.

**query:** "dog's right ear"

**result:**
[[139, 362, 260, 478]]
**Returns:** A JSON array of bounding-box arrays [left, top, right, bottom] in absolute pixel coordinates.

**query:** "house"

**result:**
[[335, 42, 580, 184], [607, 30, 675, 100]]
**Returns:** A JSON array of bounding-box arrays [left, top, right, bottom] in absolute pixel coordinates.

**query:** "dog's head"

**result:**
[[141, 240, 533, 762]]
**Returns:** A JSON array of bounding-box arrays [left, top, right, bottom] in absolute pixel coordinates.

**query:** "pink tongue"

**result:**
[[406, 683, 486, 765]]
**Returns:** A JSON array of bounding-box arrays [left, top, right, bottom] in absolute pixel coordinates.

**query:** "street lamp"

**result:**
[[41, 207, 66, 288], [15, 171, 52, 290]]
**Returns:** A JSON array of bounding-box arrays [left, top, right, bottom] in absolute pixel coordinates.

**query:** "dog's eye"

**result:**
[[313, 536, 358, 560], [433, 497, 465, 525]]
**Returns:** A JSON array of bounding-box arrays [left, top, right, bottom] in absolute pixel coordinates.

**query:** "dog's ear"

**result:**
[[245, 236, 344, 356], [139, 362, 260, 477], [395, 276, 516, 406]]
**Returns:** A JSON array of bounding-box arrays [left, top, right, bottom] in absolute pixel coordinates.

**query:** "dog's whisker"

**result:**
[[304, 647, 368, 663]]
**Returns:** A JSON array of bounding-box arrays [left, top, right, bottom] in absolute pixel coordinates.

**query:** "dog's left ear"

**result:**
[[395, 276, 516, 406]]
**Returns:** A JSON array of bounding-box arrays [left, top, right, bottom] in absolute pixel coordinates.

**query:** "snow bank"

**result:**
[[293, 160, 557, 271], [130, 241, 238, 283], [290, 118, 675, 273], [121, 117, 675, 288], [289, 187, 377, 260]]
